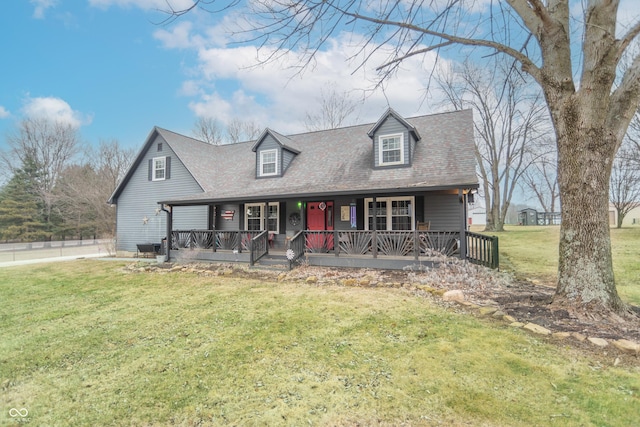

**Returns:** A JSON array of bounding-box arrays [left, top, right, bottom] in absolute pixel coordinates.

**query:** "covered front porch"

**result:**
[[167, 228, 498, 270], [159, 188, 497, 270]]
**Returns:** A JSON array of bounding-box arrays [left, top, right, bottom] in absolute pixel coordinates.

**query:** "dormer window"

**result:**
[[260, 149, 278, 176], [379, 134, 404, 166]]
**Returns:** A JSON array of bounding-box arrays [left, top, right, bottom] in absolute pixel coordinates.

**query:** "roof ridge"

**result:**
[[273, 108, 470, 139]]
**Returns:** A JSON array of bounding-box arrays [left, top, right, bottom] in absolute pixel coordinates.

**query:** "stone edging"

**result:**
[[441, 289, 640, 356]]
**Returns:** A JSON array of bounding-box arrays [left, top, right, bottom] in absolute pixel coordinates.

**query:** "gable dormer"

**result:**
[[251, 128, 301, 178], [367, 109, 421, 168]]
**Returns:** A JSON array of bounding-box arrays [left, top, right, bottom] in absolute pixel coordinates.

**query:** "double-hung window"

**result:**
[[260, 149, 278, 176], [365, 196, 414, 231], [245, 203, 279, 233], [378, 134, 404, 166], [152, 157, 166, 181]]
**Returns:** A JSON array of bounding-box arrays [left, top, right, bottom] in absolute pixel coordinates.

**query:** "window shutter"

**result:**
[[166, 156, 171, 180], [148, 159, 152, 181]]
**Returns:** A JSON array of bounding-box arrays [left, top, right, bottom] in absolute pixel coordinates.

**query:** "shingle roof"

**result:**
[[251, 128, 301, 154], [114, 109, 478, 206]]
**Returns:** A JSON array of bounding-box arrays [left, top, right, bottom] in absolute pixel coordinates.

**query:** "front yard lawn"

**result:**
[[1, 261, 639, 426]]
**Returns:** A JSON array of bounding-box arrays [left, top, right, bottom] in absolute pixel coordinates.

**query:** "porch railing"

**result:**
[[300, 230, 462, 258], [171, 229, 499, 269], [287, 231, 306, 269], [249, 230, 268, 266], [170, 230, 253, 252], [466, 231, 499, 269]]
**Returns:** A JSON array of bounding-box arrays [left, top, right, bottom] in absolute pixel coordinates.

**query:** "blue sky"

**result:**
[[1, 1, 636, 158], [0, 0, 446, 152], [1, 1, 212, 149]]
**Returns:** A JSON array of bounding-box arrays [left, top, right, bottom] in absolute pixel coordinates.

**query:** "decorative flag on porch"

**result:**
[[350, 204, 357, 228], [221, 210, 235, 220]]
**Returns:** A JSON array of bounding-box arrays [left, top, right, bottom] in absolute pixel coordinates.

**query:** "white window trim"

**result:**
[[244, 202, 280, 233], [152, 156, 166, 181], [259, 149, 278, 177], [378, 133, 405, 166], [364, 196, 415, 231]]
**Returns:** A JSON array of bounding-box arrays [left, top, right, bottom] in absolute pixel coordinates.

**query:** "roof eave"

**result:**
[[159, 182, 480, 206]]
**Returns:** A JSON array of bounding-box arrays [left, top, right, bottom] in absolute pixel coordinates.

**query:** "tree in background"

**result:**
[[610, 144, 640, 228], [92, 139, 135, 192], [437, 59, 549, 232], [0, 128, 134, 241], [304, 84, 359, 131], [192, 117, 225, 145], [227, 118, 262, 144], [0, 158, 46, 241], [520, 137, 559, 214], [1, 117, 80, 240], [192, 117, 262, 144], [55, 139, 135, 238]]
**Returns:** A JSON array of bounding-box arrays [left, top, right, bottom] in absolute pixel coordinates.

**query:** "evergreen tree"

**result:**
[[0, 159, 46, 241]]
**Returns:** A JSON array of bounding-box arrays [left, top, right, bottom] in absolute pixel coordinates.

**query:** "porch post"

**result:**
[[264, 201, 269, 255], [372, 196, 378, 258], [210, 204, 217, 253], [459, 189, 467, 260], [163, 204, 173, 261]]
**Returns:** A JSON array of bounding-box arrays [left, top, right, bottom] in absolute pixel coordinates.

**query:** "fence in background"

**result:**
[[0, 239, 113, 264]]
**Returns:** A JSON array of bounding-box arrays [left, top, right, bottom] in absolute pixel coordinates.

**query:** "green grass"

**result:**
[[1, 261, 639, 426], [473, 225, 640, 306]]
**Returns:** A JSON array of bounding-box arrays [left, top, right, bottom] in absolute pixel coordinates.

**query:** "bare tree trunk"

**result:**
[[552, 98, 627, 315], [616, 210, 624, 229]]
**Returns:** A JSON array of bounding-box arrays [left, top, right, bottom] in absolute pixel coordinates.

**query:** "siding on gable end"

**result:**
[[255, 135, 281, 177], [423, 193, 460, 230], [372, 116, 411, 167], [282, 149, 295, 173], [115, 134, 206, 252]]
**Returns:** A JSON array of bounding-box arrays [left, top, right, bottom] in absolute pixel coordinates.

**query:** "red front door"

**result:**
[[306, 201, 334, 250]]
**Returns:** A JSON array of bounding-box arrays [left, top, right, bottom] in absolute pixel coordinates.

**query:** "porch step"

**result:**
[[252, 255, 290, 271]]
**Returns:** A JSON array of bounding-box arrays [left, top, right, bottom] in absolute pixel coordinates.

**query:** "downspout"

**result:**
[[458, 189, 467, 260], [160, 204, 172, 261]]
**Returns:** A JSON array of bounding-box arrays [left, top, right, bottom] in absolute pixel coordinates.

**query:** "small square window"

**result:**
[[157, 143, 163, 152]]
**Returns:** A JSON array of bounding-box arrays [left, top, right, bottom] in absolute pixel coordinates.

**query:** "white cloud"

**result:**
[[154, 21, 206, 50], [22, 96, 92, 128], [109, 1, 453, 132], [184, 31, 447, 134], [0, 106, 10, 119], [30, 0, 57, 19], [89, 0, 197, 11]]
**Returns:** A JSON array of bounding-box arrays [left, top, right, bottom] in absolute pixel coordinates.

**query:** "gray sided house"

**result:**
[[109, 108, 498, 269]]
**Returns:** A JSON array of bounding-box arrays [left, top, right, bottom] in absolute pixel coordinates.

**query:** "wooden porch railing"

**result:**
[[465, 231, 499, 269], [170, 229, 499, 269], [171, 230, 253, 252], [301, 230, 462, 258], [286, 231, 306, 269], [249, 230, 268, 266]]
